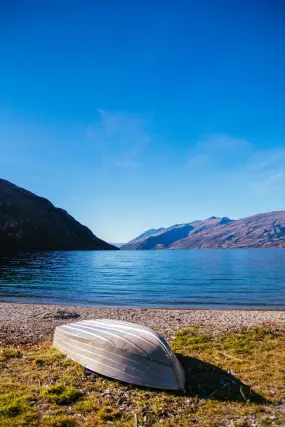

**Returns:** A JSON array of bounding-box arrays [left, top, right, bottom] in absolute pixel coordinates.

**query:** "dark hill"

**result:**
[[0, 179, 117, 251]]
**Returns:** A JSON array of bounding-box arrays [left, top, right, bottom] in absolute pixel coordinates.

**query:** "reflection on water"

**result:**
[[0, 249, 285, 308]]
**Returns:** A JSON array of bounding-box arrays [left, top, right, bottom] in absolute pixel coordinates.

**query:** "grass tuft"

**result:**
[[97, 406, 121, 421], [172, 327, 211, 351], [41, 384, 81, 405], [73, 397, 99, 414], [0, 347, 22, 361], [0, 399, 23, 417], [33, 357, 46, 367]]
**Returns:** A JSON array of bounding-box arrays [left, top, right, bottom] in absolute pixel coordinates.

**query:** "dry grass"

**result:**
[[0, 326, 285, 426]]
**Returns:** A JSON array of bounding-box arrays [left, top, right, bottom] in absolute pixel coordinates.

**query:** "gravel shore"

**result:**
[[1, 302, 285, 346]]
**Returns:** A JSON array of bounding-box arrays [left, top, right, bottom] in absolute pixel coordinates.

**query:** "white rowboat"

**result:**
[[53, 319, 185, 392]]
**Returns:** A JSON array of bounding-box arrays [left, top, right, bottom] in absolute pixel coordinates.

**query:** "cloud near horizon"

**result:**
[[187, 133, 285, 196], [187, 134, 252, 170]]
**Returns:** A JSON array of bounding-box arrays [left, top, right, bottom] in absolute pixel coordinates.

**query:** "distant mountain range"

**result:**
[[121, 212, 285, 250], [111, 243, 125, 248], [0, 179, 117, 251]]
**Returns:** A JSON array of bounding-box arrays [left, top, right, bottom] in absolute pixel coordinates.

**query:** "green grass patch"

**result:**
[[0, 347, 22, 361], [73, 396, 99, 414], [0, 326, 285, 426], [0, 398, 24, 417], [40, 384, 81, 405]]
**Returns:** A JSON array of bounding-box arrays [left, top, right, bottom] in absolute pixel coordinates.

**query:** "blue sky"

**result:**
[[1, 0, 285, 242]]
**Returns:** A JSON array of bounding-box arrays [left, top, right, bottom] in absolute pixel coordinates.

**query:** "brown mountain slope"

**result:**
[[122, 212, 285, 250], [0, 179, 117, 251], [122, 217, 232, 249]]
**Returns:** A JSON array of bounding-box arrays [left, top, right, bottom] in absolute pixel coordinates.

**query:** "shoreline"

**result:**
[[2, 300, 285, 311], [1, 302, 285, 347]]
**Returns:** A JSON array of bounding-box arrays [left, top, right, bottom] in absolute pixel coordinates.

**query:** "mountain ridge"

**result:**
[[121, 212, 285, 250], [128, 228, 166, 243]]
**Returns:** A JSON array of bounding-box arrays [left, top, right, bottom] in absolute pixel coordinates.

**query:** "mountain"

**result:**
[[128, 228, 166, 243], [0, 179, 118, 251], [110, 229, 167, 249], [121, 212, 285, 249]]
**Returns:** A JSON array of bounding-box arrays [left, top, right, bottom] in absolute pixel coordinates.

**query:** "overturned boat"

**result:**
[[53, 319, 185, 392]]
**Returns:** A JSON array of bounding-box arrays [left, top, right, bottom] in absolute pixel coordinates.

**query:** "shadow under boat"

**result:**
[[176, 353, 266, 403]]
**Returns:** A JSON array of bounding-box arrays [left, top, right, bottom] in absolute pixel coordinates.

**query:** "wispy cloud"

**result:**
[[244, 148, 285, 195], [87, 110, 151, 168], [188, 134, 252, 170], [187, 133, 285, 195]]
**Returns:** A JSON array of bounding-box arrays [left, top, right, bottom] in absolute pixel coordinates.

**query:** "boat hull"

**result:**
[[53, 319, 185, 392]]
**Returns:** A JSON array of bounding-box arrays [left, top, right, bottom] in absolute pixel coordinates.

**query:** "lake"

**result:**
[[0, 249, 285, 308]]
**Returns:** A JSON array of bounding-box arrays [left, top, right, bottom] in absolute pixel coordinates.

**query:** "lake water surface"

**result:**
[[0, 249, 285, 308]]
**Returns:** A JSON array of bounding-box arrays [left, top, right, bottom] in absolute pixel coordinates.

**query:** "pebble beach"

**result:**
[[1, 302, 285, 346]]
